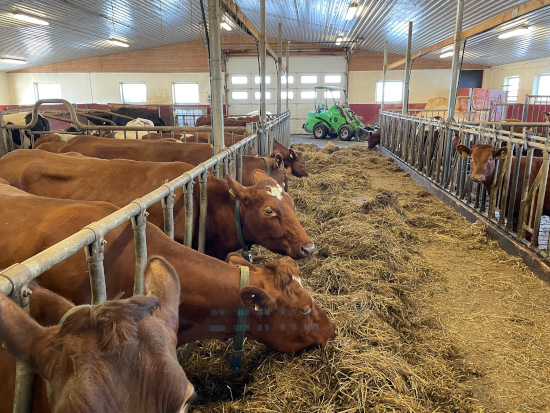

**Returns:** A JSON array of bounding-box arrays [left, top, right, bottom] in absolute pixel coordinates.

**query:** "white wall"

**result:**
[[0, 73, 9, 104], [349, 69, 453, 104], [483, 57, 550, 99], [4, 72, 212, 105]]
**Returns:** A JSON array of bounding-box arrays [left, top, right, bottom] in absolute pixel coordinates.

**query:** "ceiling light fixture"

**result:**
[[346, 2, 358, 20], [0, 57, 27, 64], [439, 51, 454, 58], [109, 38, 129, 47], [220, 21, 232, 31], [335, 37, 343, 46], [498, 25, 531, 39], [11, 12, 49, 25], [440, 45, 454, 53]]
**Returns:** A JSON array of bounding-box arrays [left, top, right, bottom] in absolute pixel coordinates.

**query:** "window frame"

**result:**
[[120, 82, 147, 104], [375, 80, 403, 103], [34, 82, 62, 100], [324, 74, 342, 84], [301, 75, 318, 84], [254, 75, 271, 85], [503, 75, 520, 103], [300, 90, 316, 100], [172, 82, 200, 105], [231, 75, 248, 85], [231, 91, 249, 100], [534, 73, 550, 96]]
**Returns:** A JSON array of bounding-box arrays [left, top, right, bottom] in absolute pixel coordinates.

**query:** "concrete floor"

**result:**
[[290, 133, 368, 148]]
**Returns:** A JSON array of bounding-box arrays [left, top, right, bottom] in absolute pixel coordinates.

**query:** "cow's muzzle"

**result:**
[[300, 242, 316, 258]]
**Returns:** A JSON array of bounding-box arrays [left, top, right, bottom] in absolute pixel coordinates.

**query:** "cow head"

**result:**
[[226, 170, 315, 259], [226, 253, 336, 352], [0, 257, 195, 413], [269, 152, 287, 191], [456, 143, 507, 185], [367, 129, 381, 149], [278, 148, 308, 177]]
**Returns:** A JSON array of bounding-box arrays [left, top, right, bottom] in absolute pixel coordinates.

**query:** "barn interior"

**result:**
[[1, 0, 550, 412]]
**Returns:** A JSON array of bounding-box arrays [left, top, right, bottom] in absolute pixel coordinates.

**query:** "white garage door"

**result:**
[[226, 56, 347, 134]]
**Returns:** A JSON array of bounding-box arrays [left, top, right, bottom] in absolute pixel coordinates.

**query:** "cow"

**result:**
[[0, 150, 314, 260], [88, 108, 165, 127], [455, 143, 550, 234], [367, 128, 381, 149], [195, 115, 259, 127], [2, 112, 50, 148], [0, 181, 335, 353], [273, 139, 309, 177], [0, 256, 196, 413]]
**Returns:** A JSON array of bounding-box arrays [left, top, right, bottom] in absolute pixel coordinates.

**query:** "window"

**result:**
[[254, 75, 271, 84], [255, 91, 271, 99], [282, 75, 294, 84], [503, 75, 519, 103], [301, 75, 318, 84], [301, 90, 316, 99], [281, 91, 294, 99], [231, 75, 248, 85], [34, 83, 61, 100], [324, 90, 341, 99], [120, 83, 146, 104], [325, 75, 342, 84], [231, 91, 248, 100], [173, 83, 199, 104], [534, 73, 550, 96], [375, 80, 403, 103]]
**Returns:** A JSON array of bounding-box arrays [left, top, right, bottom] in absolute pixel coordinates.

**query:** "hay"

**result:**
[[183, 143, 489, 412]]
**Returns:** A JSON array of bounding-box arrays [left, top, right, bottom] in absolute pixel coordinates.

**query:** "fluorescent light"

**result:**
[[109, 38, 129, 47], [220, 21, 232, 31], [441, 45, 454, 53], [336, 37, 343, 46], [498, 26, 531, 39], [11, 12, 49, 25], [345, 2, 358, 20], [0, 57, 27, 64], [440, 51, 454, 58]]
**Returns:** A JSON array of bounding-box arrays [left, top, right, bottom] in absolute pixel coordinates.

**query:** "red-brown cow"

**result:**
[[456, 143, 550, 232], [0, 182, 335, 353], [0, 150, 314, 260], [0, 257, 195, 413], [195, 115, 259, 127], [273, 139, 309, 177], [367, 129, 381, 149]]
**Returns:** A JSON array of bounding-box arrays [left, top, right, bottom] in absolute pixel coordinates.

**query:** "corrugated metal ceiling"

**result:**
[[0, 1, 548, 72]]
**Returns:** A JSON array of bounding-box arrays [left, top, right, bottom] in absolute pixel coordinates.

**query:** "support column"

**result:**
[[277, 23, 283, 115], [381, 41, 388, 111], [402, 21, 413, 115], [208, 0, 225, 154], [260, 0, 266, 128], [286, 41, 290, 112], [447, 0, 465, 121]]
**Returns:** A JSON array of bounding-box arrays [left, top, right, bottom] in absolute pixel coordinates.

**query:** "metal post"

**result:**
[[13, 289, 33, 413], [85, 238, 107, 304], [286, 41, 290, 112], [223, 53, 229, 117], [260, 0, 267, 127], [447, 0, 465, 122], [208, 0, 225, 155], [402, 22, 413, 115], [198, 172, 208, 253], [277, 23, 283, 115], [161, 190, 175, 239], [381, 41, 388, 111], [131, 210, 148, 296], [184, 181, 194, 248], [237, 148, 243, 184]]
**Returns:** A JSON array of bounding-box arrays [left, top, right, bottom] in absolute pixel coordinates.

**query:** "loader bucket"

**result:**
[[355, 127, 371, 142]]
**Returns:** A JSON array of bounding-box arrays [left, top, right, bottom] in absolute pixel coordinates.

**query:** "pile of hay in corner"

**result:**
[[184, 143, 482, 412]]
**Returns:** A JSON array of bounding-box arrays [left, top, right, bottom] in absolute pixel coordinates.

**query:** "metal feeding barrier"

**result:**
[[0, 99, 291, 413], [380, 109, 550, 261]]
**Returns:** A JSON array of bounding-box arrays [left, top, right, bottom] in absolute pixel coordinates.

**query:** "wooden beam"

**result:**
[[220, 0, 286, 72], [388, 0, 550, 69]]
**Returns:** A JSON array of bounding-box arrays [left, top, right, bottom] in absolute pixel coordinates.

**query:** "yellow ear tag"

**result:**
[[254, 304, 260, 311], [229, 188, 235, 197], [290, 153, 294, 158], [147, 290, 153, 296], [461, 152, 469, 158]]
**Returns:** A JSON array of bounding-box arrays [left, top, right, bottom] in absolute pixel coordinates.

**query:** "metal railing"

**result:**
[[0, 99, 291, 413], [380, 110, 550, 260]]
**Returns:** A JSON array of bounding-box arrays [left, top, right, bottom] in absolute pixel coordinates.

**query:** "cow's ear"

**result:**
[[252, 169, 269, 185], [0, 291, 53, 367], [225, 252, 257, 271], [28, 284, 74, 327], [249, 147, 259, 157], [456, 145, 471, 158], [494, 147, 508, 159], [288, 148, 296, 159], [240, 286, 274, 314], [274, 153, 283, 169], [145, 257, 181, 333], [226, 174, 249, 202]]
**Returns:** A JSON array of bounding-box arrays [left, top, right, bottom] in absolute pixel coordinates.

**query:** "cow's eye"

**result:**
[[301, 308, 311, 315], [265, 208, 273, 215], [488, 158, 494, 163]]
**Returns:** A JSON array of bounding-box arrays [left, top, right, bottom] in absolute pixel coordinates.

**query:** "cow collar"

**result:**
[[230, 265, 250, 371], [261, 157, 270, 175], [234, 200, 254, 262]]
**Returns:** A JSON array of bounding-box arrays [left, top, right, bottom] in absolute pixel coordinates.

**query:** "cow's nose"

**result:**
[[471, 174, 485, 182], [300, 242, 316, 257]]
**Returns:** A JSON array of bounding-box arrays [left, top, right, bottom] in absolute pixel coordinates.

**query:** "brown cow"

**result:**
[[273, 139, 309, 177], [367, 129, 381, 149], [0, 257, 195, 413], [195, 115, 259, 127], [0, 182, 335, 352], [0, 150, 314, 259], [455, 143, 550, 232]]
